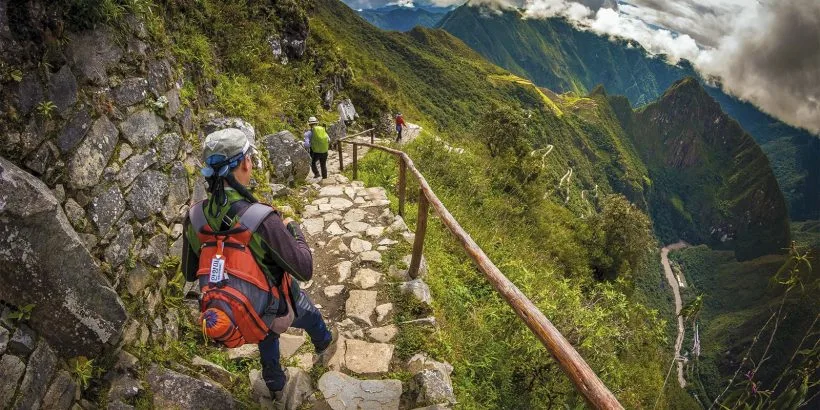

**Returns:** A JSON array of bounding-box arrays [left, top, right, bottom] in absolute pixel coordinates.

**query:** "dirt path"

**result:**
[[661, 241, 689, 388]]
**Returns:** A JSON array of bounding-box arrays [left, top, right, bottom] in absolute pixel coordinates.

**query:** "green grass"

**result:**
[[353, 132, 671, 408]]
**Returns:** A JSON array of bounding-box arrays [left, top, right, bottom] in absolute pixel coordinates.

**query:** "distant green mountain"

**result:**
[[437, 4, 819, 221], [357, 5, 449, 31], [611, 78, 790, 260]]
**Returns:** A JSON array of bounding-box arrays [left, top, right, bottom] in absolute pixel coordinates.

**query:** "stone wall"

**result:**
[[0, 4, 241, 408]]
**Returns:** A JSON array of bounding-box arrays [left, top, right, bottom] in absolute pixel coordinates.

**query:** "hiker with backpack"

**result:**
[[182, 128, 333, 403], [395, 113, 406, 143], [303, 116, 329, 180]]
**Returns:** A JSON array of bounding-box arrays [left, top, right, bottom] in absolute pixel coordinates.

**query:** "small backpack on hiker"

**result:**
[[310, 125, 330, 154]]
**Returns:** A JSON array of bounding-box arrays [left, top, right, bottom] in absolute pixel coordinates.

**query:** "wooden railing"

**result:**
[[336, 130, 624, 409]]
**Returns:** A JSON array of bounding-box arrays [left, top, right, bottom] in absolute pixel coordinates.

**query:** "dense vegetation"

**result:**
[[437, 3, 820, 221], [614, 78, 790, 260], [669, 245, 819, 408]]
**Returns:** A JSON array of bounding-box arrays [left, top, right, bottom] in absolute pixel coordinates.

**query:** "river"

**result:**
[[661, 241, 689, 388]]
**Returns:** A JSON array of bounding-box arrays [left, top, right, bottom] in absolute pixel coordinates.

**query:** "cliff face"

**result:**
[[621, 78, 790, 259]]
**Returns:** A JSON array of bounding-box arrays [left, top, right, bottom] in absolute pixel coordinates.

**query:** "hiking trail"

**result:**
[[250, 127, 455, 409]]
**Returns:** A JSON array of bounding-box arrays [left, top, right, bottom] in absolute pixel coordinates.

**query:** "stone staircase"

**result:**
[[250, 129, 455, 409]]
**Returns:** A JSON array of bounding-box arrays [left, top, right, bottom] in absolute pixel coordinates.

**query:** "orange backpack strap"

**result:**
[[239, 203, 273, 233]]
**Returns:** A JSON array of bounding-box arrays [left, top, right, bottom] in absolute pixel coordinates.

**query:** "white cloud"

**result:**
[[518, 0, 820, 133]]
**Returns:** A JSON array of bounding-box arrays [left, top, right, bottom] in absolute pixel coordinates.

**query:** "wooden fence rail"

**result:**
[[338, 134, 624, 410]]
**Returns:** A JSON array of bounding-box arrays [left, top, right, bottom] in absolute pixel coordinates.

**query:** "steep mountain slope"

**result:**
[[614, 78, 790, 259], [438, 4, 820, 221], [312, 0, 651, 207], [357, 5, 448, 31]]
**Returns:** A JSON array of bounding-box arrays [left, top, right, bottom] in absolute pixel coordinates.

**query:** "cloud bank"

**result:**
[[500, 0, 820, 134]]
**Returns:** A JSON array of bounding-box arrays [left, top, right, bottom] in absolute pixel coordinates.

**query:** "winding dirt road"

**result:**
[[661, 241, 689, 388]]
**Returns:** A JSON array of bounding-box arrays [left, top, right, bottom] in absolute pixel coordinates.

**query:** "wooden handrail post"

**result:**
[[352, 143, 358, 181], [337, 141, 344, 172], [408, 189, 429, 279], [370, 129, 374, 144], [398, 160, 406, 217]]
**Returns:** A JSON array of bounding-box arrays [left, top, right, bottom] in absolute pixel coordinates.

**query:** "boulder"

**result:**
[[165, 88, 181, 118], [345, 290, 377, 326], [68, 116, 118, 189], [15, 72, 43, 116], [318, 371, 402, 410], [158, 133, 181, 165], [323, 285, 345, 298], [140, 233, 168, 267], [25, 141, 58, 176], [63, 198, 86, 230], [0, 355, 26, 406], [352, 268, 381, 289], [407, 354, 456, 405], [8, 325, 37, 356], [66, 28, 123, 85], [147, 366, 235, 410], [126, 170, 170, 220], [116, 148, 157, 187], [14, 339, 58, 409], [338, 99, 358, 122], [264, 131, 310, 185], [281, 367, 313, 410], [0, 158, 127, 358], [41, 370, 78, 410], [411, 370, 456, 406], [105, 225, 134, 268], [375, 303, 393, 323], [349, 238, 372, 254], [119, 109, 165, 149], [48, 65, 78, 116], [57, 105, 92, 153], [249, 369, 272, 408], [343, 339, 394, 374], [359, 250, 383, 264], [88, 185, 126, 236], [401, 279, 433, 306], [108, 373, 142, 403], [163, 163, 190, 222], [111, 77, 149, 107], [147, 59, 173, 96], [337, 261, 352, 282], [366, 325, 398, 343]]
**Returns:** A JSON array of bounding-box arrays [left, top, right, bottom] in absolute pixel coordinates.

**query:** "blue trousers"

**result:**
[[259, 290, 331, 393]]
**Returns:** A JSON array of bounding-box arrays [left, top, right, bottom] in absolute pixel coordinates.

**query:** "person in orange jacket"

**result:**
[[395, 113, 406, 143]]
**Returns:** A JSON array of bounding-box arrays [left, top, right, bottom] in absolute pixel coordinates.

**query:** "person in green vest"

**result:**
[[302, 116, 329, 180]]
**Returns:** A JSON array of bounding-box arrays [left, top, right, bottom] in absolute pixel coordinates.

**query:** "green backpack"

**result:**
[[311, 126, 329, 154]]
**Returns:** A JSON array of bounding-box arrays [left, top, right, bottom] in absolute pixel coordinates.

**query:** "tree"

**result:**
[[475, 106, 540, 205], [588, 194, 654, 281]]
